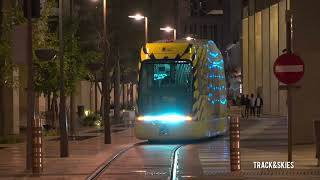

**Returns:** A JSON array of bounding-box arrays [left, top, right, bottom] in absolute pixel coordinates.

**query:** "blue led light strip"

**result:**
[[206, 43, 226, 106]]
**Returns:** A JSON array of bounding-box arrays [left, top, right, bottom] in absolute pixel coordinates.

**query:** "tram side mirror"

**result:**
[[143, 47, 148, 54]]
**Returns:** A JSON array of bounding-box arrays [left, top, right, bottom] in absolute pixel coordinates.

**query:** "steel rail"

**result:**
[[86, 142, 145, 180], [168, 145, 185, 180]]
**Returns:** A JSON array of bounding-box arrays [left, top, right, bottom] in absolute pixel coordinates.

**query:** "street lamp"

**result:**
[[89, 0, 111, 144], [160, 26, 176, 41], [128, 13, 148, 44], [102, 0, 111, 144], [185, 36, 195, 41], [58, 0, 69, 158]]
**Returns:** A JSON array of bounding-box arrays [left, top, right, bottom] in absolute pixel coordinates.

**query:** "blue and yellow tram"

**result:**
[[135, 40, 228, 140]]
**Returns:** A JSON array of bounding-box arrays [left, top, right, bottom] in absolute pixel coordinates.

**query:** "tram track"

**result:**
[[86, 137, 225, 180], [86, 142, 187, 180], [86, 142, 145, 180], [168, 145, 184, 180]]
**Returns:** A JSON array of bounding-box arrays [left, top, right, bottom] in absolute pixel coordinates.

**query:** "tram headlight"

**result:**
[[137, 114, 192, 123]]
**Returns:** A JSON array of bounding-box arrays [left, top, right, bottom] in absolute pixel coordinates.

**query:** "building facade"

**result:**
[[242, 0, 320, 144], [180, 0, 242, 50]]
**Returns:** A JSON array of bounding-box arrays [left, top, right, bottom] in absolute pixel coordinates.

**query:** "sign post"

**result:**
[[273, 10, 304, 162]]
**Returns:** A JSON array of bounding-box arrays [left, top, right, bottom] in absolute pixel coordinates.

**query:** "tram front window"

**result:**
[[139, 61, 193, 115]]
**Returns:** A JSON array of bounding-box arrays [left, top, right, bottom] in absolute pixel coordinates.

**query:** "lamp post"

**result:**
[[59, 0, 69, 157], [26, 0, 34, 171], [128, 14, 148, 44], [90, 0, 111, 144], [102, 0, 111, 144], [160, 26, 176, 40]]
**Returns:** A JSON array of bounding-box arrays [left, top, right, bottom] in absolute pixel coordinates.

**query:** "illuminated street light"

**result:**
[[160, 26, 176, 40], [128, 14, 145, 20], [129, 14, 148, 44], [185, 36, 195, 41]]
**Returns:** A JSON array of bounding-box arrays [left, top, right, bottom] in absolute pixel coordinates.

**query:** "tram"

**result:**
[[135, 40, 228, 140]]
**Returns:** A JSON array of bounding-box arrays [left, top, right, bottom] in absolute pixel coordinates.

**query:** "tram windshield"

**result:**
[[139, 60, 193, 115]]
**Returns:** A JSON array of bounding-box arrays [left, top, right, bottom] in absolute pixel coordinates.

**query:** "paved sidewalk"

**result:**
[[200, 116, 320, 179], [0, 126, 140, 180]]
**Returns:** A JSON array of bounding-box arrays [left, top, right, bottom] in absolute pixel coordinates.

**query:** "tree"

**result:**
[[0, 0, 26, 136]]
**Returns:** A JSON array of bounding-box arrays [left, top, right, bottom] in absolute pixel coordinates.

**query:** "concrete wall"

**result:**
[[261, 8, 271, 113], [75, 81, 101, 112], [242, 0, 288, 116], [291, 0, 320, 144], [243, 0, 320, 143], [75, 81, 138, 111], [3, 69, 20, 134], [270, 3, 279, 114], [242, 18, 249, 95]]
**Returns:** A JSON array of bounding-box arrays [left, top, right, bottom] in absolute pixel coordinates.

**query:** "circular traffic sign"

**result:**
[[273, 53, 304, 85]]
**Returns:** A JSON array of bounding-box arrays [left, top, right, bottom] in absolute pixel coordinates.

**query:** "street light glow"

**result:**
[[128, 13, 148, 43], [128, 14, 145, 21], [160, 26, 175, 32], [185, 36, 195, 41]]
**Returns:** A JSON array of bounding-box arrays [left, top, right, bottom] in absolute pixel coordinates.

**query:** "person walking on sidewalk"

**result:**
[[249, 94, 256, 117], [240, 94, 246, 118], [255, 94, 263, 117], [245, 94, 250, 118]]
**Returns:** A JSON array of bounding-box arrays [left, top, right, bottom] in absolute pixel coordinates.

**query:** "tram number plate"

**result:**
[[159, 125, 169, 136]]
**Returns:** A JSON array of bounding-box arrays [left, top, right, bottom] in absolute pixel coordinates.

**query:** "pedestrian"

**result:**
[[249, 94, 256, 117], [240, 94, 245, 118], [255, 94, 263, 117], [245, 95, 250, 118]]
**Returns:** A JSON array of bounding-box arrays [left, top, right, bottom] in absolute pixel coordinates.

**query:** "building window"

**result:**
[[200, 0, 208, 16], [184, 24, 188, 36], [210, 24, 213, 40], [214, 24, 218, 42], [203, 24, 207, 38], [189, 24, 193, 35]]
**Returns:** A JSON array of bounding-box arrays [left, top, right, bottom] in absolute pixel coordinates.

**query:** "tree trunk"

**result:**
[[130, 83, 134, 108], [0, 0, 4, 136], [70, 92, 75, 136], [124, 84, 128, 109], [114, 58, 120, 123], [122, 83, 125, 110], [95, 75, 98, 114], [0, 85, 3, 136], [89, 81, 93, 112], [100, 92, 104, 117], [52, 94, 58, 129], [46, 93, 52, 128]]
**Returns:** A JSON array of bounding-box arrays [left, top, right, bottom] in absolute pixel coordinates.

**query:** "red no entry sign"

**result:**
[[273, 53, 304, 85]]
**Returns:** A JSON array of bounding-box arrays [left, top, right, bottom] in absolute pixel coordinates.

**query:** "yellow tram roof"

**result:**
[[140, 42, 195, 62]]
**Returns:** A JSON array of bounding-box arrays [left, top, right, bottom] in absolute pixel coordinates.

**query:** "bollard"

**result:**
[[230, 116, 241, 171], [32, 118, 43, 175]]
